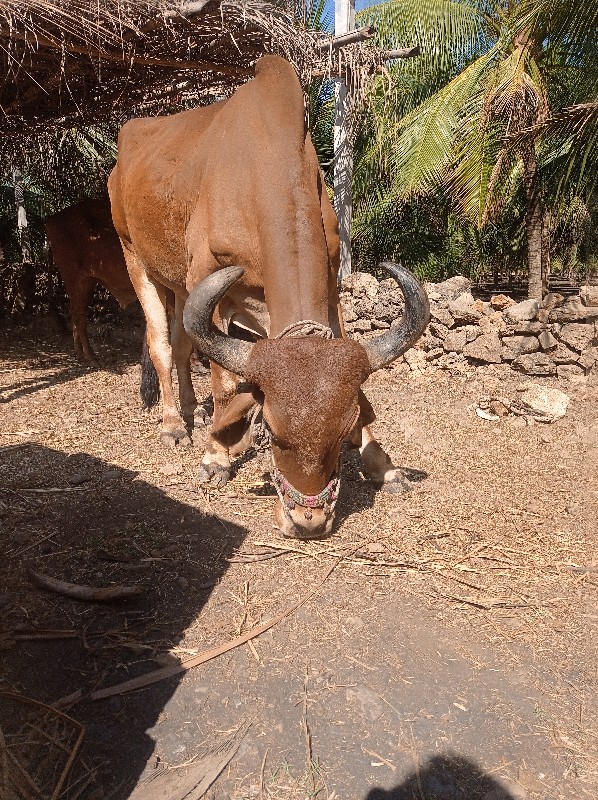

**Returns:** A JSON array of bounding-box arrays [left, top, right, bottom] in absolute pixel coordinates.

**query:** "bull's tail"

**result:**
[[140, 332, 160, 409]]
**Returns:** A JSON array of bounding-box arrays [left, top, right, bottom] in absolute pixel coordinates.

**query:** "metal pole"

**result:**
[[334, 0, 355, 282]]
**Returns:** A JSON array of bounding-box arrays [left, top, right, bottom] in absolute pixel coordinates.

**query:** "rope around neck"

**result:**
[[275, 319, 334, 340]]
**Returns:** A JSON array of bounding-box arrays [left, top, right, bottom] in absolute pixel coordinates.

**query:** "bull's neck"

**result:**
[[258, 194, 332, 338]]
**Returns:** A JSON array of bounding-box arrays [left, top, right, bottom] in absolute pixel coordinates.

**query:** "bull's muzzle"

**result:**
[[271, 468, 339, 540]]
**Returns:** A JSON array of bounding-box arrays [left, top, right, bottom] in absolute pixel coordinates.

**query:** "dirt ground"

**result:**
[[1, 316, 597, 800]]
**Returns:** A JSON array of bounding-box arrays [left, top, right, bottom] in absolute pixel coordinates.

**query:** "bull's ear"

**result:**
[[358, 389, 376, 427], [211, 388, 263, 444]]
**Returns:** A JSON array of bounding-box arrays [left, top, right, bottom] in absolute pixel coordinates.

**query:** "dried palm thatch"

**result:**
[[0, 0, 383, 136]]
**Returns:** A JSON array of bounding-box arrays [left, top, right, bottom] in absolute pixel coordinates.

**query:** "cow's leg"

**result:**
[[123, 250, 190, 447], [358, 425, 412, 494], [171, 294, 197, 429], [197, 363, 241, 487], [69, 277, 97, 362]]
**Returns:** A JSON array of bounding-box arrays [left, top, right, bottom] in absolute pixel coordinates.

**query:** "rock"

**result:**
[[420, 331, 442, 350], [346, 686, 384, 722], [538, 330, 558, 350], [353, 297, 376, 319], [340, 297, 357, 322], [341, 271, 379, 300], [517, 384, 569, 421], [373, 298, 403, 323], [429, 301, 454, 328], [425, 347, 444, 361], [550, 295, 598, 323], [160, 463, 182, 476], [580, 285, 598, 307], [558, 322, 597, 352], [489, 294, 514, 311], [429, 321, 449, 339], [177, 577, 189, 589], [501, 335, 540, 361], [68, 473, 90, 486], [503, 299, 540, 324], [448, 292, 481, 324], [379, 277, 398, 293], [371, 319, 390, 329], [578, 346, 598, 372], [551, 343, 580, 364], [557, 364, 585, 380], [443, 328, 467, 353], [351, 318, 372, 333], [433, 275, 471, 300], [463, 333, 502, 363], [404, 349, 427, 374], [511, 320, 543, 334], [479, 312, 507, 335], [538, 291, 564, 322], [463, 325, 480, 343], [512, 353, 557, 376]]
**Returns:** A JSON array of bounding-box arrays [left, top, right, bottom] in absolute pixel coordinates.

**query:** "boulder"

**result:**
[[340, 297, 357, 323], [580, 285, 598, 307], [512, 353, 557, 376], [429, 301, 454, 328], [501, 335, 540, 361], [557, 364, 585, 380], [558, 322, 597, 353], [443, 328, 467, 353], [464, 325, 481, 343], [353, 297, 376, 319], [538, 330, 558, 350], [448, 292, 482, 324], [433, 275, 472, 301], [551, 343, 580, 364], [537, 293, 565, 324], [341, 272, 379, 300], [517, 383, 569, 420], [511, 320, 543, 335], [429, 321, 449, 339], [425, 347, 444, 361], [463, 333, 502, 363], [373, 298, 403, 323], [351, 318, 372, 333], [550, 296, 598, 323], [503, 299, 540, 324], [578, 347, 598, 373], [489, 294, 514, 311], [479, 312, 507, 335]]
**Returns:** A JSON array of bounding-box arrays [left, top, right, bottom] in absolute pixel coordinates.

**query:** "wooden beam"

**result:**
[[384, 46, 421, 59], [317, 25, 376, 51]]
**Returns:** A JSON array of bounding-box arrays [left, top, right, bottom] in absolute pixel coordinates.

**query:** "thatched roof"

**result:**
[[0, 0, 381, 135]]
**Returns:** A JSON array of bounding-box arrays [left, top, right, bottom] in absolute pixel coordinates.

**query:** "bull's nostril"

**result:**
[[304, 509, 312, 521]]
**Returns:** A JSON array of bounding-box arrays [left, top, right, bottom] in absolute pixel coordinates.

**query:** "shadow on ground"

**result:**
[[0, 443, 247, 798], [365, 753, 517, 800], [0, 312, 143, 405]]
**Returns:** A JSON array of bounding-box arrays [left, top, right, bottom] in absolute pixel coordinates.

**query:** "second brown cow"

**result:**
[[44, 198, 138, 361]]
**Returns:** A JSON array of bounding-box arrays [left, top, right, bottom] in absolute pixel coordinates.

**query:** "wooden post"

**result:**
[[334, 0, 355, 283]]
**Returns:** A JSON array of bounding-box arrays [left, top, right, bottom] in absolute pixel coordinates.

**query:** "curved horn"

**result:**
[[363, 262, 430, 373], [183, 266, 252, 377]]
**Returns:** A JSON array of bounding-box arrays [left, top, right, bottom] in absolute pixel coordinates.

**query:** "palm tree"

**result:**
[[354, 0, 598, 298]]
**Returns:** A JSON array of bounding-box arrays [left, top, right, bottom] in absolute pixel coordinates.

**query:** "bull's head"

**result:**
[[183, 264, 429, 539]]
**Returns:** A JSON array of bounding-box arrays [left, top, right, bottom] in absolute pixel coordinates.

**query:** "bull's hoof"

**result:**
[[197, 462, 230, 488], [380, 471, 413, 494], [160, 428, 192, 448]]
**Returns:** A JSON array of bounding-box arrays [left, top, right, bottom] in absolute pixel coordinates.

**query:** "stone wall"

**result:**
[[340, 272, 598, 378]]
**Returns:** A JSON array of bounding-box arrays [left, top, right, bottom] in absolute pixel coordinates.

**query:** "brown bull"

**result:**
[[108, 55, 429, 539], [44, 198, 138, 361]]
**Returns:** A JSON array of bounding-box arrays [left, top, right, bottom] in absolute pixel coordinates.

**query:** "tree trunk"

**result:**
[[520, 145, 543, 300], [541, 209, 551, 295]]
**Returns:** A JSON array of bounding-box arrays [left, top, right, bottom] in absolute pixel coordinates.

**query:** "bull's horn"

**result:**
[[362, 262, 430, 372], [183, 266, 252, 377]]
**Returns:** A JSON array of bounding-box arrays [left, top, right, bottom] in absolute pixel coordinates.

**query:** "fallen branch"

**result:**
[[13, 629, 79, 641], [0, 486, 85, 493], [27, 570, 144, 602], [54, 556, 344, 706]]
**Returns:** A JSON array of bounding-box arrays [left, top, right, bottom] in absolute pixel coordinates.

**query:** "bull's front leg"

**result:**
[[358, 425, 413, 494], [123, 250, 191, 447], [197, 363, 242, 488]]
